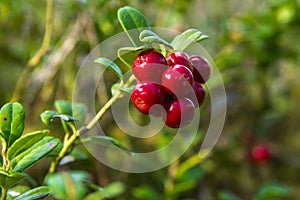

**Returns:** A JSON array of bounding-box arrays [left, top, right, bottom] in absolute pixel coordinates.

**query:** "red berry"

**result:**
[[186, 81, 206, 107], [164, 98, 195, 128], [161, 64, 194, 97], [166, 52, 193, 70], [250, 145, 270, 163], [132, 50, 168, 83], [189, 55, 211, 83], [131, 82, 167, 115]]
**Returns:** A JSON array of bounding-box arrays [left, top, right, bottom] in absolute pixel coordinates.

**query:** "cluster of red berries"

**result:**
[[130, 50, 211, 128]]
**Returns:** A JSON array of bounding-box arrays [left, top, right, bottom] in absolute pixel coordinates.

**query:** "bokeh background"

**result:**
[[1, 0, 300, 199]]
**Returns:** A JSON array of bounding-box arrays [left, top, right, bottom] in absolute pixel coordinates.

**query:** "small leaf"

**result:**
[[0, 102, 25, 146], [117, 46, 151, 68], [0, 170, 26, 188], [255, 183, 291, 200], [7, 185, 30, 199], [218, 190, 240, 200], [84, 182, 125, 200], [59, 148, 88, 166], [81, 136, 131, 152], [12, 137, 59, 172], [171, 29, 209, 51], [7, 130, 48, 160], [118, 6, 150, 47], [55, 100, 72, 116], [15, 186, 51, 200], [40, 110, 76, 126], [139, 30, 173, 50], [72, 103, 87, 125], [94, 58, 123, 79], [45, 171, 90, 200]]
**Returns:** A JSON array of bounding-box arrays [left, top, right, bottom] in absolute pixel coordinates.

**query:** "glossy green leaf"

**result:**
[[55, 100, 72, 116], [117, 6, 150, 47], [72, 103, 87, 124], [0, 102, 25, 146], [171, 29, 209, 51], [40, 110, 76, 126], [139, 30, 173, 50], [94, 57, 123, 79], [81, 136, 131, 152], [255, 183, 291, 200], [59, 148, 88, 166], [117, 46, 150, 68], [84, 182, 125, 200], [12, 137, 59, 172], [7, 185, 30, 200], [15, 186, 51, 200], [45, 171, 90, 200], [7, 130, 48, 160], [0, 170, 26, 188]]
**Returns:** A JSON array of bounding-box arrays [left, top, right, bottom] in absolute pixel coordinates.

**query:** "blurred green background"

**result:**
[[1, 0, 300, 199]]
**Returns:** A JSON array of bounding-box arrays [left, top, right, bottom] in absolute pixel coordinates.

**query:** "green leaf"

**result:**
[[40, 110, 76, 126], [84, 182, 125, 200], [7, 130, 48, 160], [55, 100, 72, 116], [81, 136, 131, 152], [133, 185, 161, 200], [72, 103, 87, 125], [7, 185, 30, 200], [45, 171, 90, 200], [94, 58, 123, 79], [15, 186, 51, 200], [59, 148, 88, 166], [139, 30, 173, 50], [12, 136, 59, 172], [171, 29, 209, 51], [117, 6, 150, 47], [255, 183, 291, 200], [0, 102, 25, 146], [0, 170, 26, 188], [218, 190, 240, 200], [117, 46, 151, 68]]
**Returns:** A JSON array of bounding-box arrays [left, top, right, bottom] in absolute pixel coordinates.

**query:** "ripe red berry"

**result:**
[[166, 52, 193, 70], [250, 145, 270, 163], [189, 55, 211, 84], [131, 82, 167, 115], [164, 98, 195, 128], [132, 50, 168, 83], [161, 64, 194, 97], [186, 81, 206, 107]]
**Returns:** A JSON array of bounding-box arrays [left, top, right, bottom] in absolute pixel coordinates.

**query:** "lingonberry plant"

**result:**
[[1, 6, 211, 199]]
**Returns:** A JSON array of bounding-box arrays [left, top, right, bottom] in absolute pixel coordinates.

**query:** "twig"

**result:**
[[11, 0, 54, 102]]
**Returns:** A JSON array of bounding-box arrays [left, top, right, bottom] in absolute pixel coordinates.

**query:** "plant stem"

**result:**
[[0, 187, 7, 200], [11, 0, 54, 102], [48, 76, 134, 173]]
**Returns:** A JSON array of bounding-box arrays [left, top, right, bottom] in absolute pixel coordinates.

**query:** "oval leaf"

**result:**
[[15, 186, 51, 200], [139, 30, 173, 50], [40, 110, 76, 126], [84, 182, 125, 200], [0, 170, 26, 188], [7, 130, 48, 160], [118, 6, 150, 47], [7, 185, 31, 199], [0, 102, 25, 146], [55, 100, 72, 116], [12, 137, 59, 172], [45, 171, 90, 200], [255, 183, 291, 200], [171, 29, 209, 51], [81, 136, 131, 152], [72, 103, 87, 125], [94, 58, 123, 79]]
